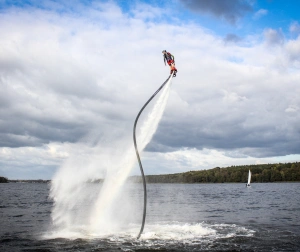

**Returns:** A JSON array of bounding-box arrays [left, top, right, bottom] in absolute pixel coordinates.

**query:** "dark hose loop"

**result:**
[[133, 74, 172, 239]]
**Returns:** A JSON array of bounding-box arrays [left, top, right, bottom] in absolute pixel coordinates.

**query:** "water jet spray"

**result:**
[[133, 74, 172, 239], [50, 74, 173, 238]]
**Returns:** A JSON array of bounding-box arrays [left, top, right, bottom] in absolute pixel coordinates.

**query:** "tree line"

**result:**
[[2, 162, 299, 184], [0, 176, 8, 183], [130, 162, 300, 183]]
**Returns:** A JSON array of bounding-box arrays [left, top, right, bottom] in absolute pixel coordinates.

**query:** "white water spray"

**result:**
[[50, 76, 173, 237]]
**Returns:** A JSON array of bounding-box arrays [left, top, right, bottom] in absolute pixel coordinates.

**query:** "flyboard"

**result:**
[[133, 73, 174, 239]]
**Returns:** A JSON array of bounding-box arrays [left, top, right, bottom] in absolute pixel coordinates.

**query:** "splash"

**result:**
[[50, 76, 173, 237], [42, 221, 254, 244]]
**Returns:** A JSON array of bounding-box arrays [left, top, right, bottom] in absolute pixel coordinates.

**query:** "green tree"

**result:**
[[0, 176, 8, 183]]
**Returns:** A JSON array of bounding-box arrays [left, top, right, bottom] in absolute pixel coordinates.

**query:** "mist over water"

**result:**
[[49, 76, 173, 238]]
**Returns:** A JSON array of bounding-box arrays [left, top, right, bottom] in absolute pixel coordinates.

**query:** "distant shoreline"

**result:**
[[4, 180, 300, 184], [1, 161, 299, 184], [8, 180, 51, 183]]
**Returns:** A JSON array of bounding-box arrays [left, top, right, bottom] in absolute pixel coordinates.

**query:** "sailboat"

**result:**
[[246, 170, 251, 187]]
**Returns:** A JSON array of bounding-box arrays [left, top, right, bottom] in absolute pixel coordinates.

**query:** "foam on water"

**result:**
[[43, 221, 254, 244], [141, 222, 216, 240], [49, 76, 173, 237]]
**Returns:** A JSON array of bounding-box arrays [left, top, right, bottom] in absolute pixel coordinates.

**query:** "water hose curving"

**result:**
[[133, 74, 172, 239]]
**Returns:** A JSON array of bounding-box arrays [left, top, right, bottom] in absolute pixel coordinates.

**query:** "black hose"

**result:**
[[133, 74, 172, 239]]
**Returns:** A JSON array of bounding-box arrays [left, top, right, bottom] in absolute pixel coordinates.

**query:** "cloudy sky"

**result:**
[[1, 0, 300, 179]]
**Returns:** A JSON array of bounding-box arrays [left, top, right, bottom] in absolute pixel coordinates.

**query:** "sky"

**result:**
[[0, 0, 300, 179]]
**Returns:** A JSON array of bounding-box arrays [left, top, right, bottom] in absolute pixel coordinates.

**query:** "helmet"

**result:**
[[162, 50, 166, 53]]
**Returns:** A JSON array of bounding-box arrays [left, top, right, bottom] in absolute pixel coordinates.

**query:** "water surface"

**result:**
[[0, 182, 299, 251]]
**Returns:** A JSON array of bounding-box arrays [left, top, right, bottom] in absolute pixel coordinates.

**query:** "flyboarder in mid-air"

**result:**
[[162, 50, 177, 77]]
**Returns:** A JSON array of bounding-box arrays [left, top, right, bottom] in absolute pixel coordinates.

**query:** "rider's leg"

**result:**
[[172, 63, 177, 72], [169, 64, 173, 74]]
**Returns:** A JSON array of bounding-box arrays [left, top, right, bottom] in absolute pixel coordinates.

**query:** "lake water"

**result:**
[[0, 182, 299, 251]]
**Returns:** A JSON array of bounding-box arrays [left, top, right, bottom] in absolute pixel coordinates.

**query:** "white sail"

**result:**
[[247, 170, 251, 186]]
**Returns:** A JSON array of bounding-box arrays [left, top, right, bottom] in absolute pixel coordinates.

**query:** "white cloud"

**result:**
[[263, 28, 284, 45], [285, 106, 298, 113], [222, 90, 248, 103], [285, 37, 300, 62], [253, 9, 268, 20], [289, 21, 300, 34], [138, 148, 300, 175]]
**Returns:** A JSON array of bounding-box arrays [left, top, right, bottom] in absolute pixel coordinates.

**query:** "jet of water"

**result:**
[[50, 76, 173, 237]]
